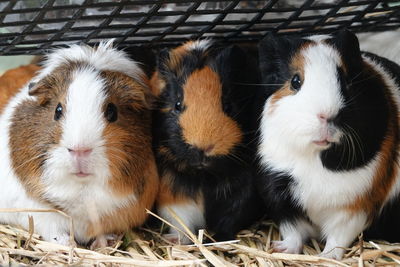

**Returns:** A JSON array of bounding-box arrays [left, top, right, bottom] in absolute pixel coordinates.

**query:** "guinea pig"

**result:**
[[151, 39, 264, 244], [255, 29, 400, 259], [0, 41, 159, 247], [0, 64, 40, 113]]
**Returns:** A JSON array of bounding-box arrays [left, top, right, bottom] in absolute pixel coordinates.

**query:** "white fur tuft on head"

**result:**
[[185, 39, 213, 52], [34, 40, 145, 86]]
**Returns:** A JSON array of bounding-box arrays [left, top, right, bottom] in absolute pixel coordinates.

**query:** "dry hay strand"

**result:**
[[0, 210, 400, 266]]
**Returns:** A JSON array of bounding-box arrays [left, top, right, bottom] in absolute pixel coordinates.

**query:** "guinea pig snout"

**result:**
[[185, 147, 212, 169], [314, 113, 341, 146], [67, 147, 94, 177]]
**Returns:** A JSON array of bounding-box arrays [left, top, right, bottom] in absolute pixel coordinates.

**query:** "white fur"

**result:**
[[33, 40, 145, 87], [158, 201, 205, 245], [0, 43, 142, 244], [185, 39, 213, 52], [273, 219, 317, 254], [258, 38, 399, 259]]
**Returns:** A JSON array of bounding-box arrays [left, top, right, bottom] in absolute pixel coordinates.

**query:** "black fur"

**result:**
[[153, 42, 265, 240]]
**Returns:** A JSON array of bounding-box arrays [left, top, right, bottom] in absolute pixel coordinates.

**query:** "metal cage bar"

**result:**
[[0, 0, 398, 55]]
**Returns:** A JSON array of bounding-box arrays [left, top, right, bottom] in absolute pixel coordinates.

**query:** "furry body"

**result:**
[[152, 40, 264, 243], [256, 30, 400, 259], [0, 42, 158, 245]]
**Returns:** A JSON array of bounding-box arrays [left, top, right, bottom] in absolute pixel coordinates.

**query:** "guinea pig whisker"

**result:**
[[232, 82, 285, 87], [225, 152, 248, 167], [348, 69, 364, 85], [10, 144, 48, 152], [335, 130, 350, 170], [106, 150, 134, 177], [344, 123, 365, 165], [342, 89, 366, 107], [8, 152, 47, 177], [349, 72, 382, 87]]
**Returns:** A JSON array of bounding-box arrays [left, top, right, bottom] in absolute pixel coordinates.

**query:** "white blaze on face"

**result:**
[[62, 67, 106, 151]]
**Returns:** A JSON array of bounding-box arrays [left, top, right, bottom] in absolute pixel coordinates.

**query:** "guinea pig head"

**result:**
[[258, 30, 389, 171], [10, 60, 151, 197], [153, 41, 245, 170]]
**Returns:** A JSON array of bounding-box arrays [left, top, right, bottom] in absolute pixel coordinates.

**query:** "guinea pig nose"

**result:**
[[318, 113, 334, 123], [204, 144, 215, 155], [68, 147, 93, 157]]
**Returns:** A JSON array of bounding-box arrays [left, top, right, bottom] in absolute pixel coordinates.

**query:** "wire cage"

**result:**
[[0, 0, 399, 55]]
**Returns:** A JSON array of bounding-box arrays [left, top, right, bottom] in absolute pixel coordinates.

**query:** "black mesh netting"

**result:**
[[0, 0, 399, 55]]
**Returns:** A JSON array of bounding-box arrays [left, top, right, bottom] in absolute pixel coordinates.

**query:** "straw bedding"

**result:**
[[0, 209, 399, 266]]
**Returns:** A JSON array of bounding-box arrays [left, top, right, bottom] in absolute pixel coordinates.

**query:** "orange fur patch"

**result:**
[[347, 62, 400, 219], [179, 66, 242, 156], [166, 43, 190, 77], [0, 64, 40, 113], [149, 71, 166, 97], [156, 171, 204, 211]]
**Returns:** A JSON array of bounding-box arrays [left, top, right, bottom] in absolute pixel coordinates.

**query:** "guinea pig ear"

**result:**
[[258, 33, 293, 84], [156, 48, 171, 74], [28, 80, 51, 105], [329, 29, 362, 77], [213, 45, 246, 79]]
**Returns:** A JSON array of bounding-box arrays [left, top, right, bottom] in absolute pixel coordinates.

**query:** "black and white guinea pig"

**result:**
[[151, 40, 264, 244], [0, 41, 159, 247], [255, 29, 400, 259]]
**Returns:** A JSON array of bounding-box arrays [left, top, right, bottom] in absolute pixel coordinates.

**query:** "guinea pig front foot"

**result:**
[[272, 240, 303, 254], [90, 234, 123, 250], [319, 247, 345, 260], [163, 232, 192, 245], [46, 233, 71, 246]]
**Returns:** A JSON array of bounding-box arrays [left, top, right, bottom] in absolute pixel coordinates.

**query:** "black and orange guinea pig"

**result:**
[[255, 29, 400, 259], [151, 40, 264, 243]]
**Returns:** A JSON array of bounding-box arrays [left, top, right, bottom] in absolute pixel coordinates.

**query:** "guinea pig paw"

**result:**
[[272, 240, 302, 254], [319, 248, 344, 260], [50, 233, 71, 246], [163, 233, 192, 245], [90, 234, 123, 250]]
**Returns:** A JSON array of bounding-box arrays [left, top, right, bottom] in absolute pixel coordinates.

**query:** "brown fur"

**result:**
[[347, 62, 400, 219], [92, 70, 159, 234], [0, 64, 40, 113], [149, 71, 165, 97], [167, 41, 192, 73], [179, 66, 242, 156], [9, 64, 71, 201]]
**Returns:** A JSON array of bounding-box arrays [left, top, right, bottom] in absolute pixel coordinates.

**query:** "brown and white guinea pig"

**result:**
[[0, 64, 41, 113], [255, 29, 400, 259], [151, 39, 264, 244], [0, 41, 159, 247]]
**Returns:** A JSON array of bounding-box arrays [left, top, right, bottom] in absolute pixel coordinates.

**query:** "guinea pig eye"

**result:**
[[105, 103, 118, 123], [290, 74, 302, 91], [54, 103, 63, 121], [175, 101, 182, 112]]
